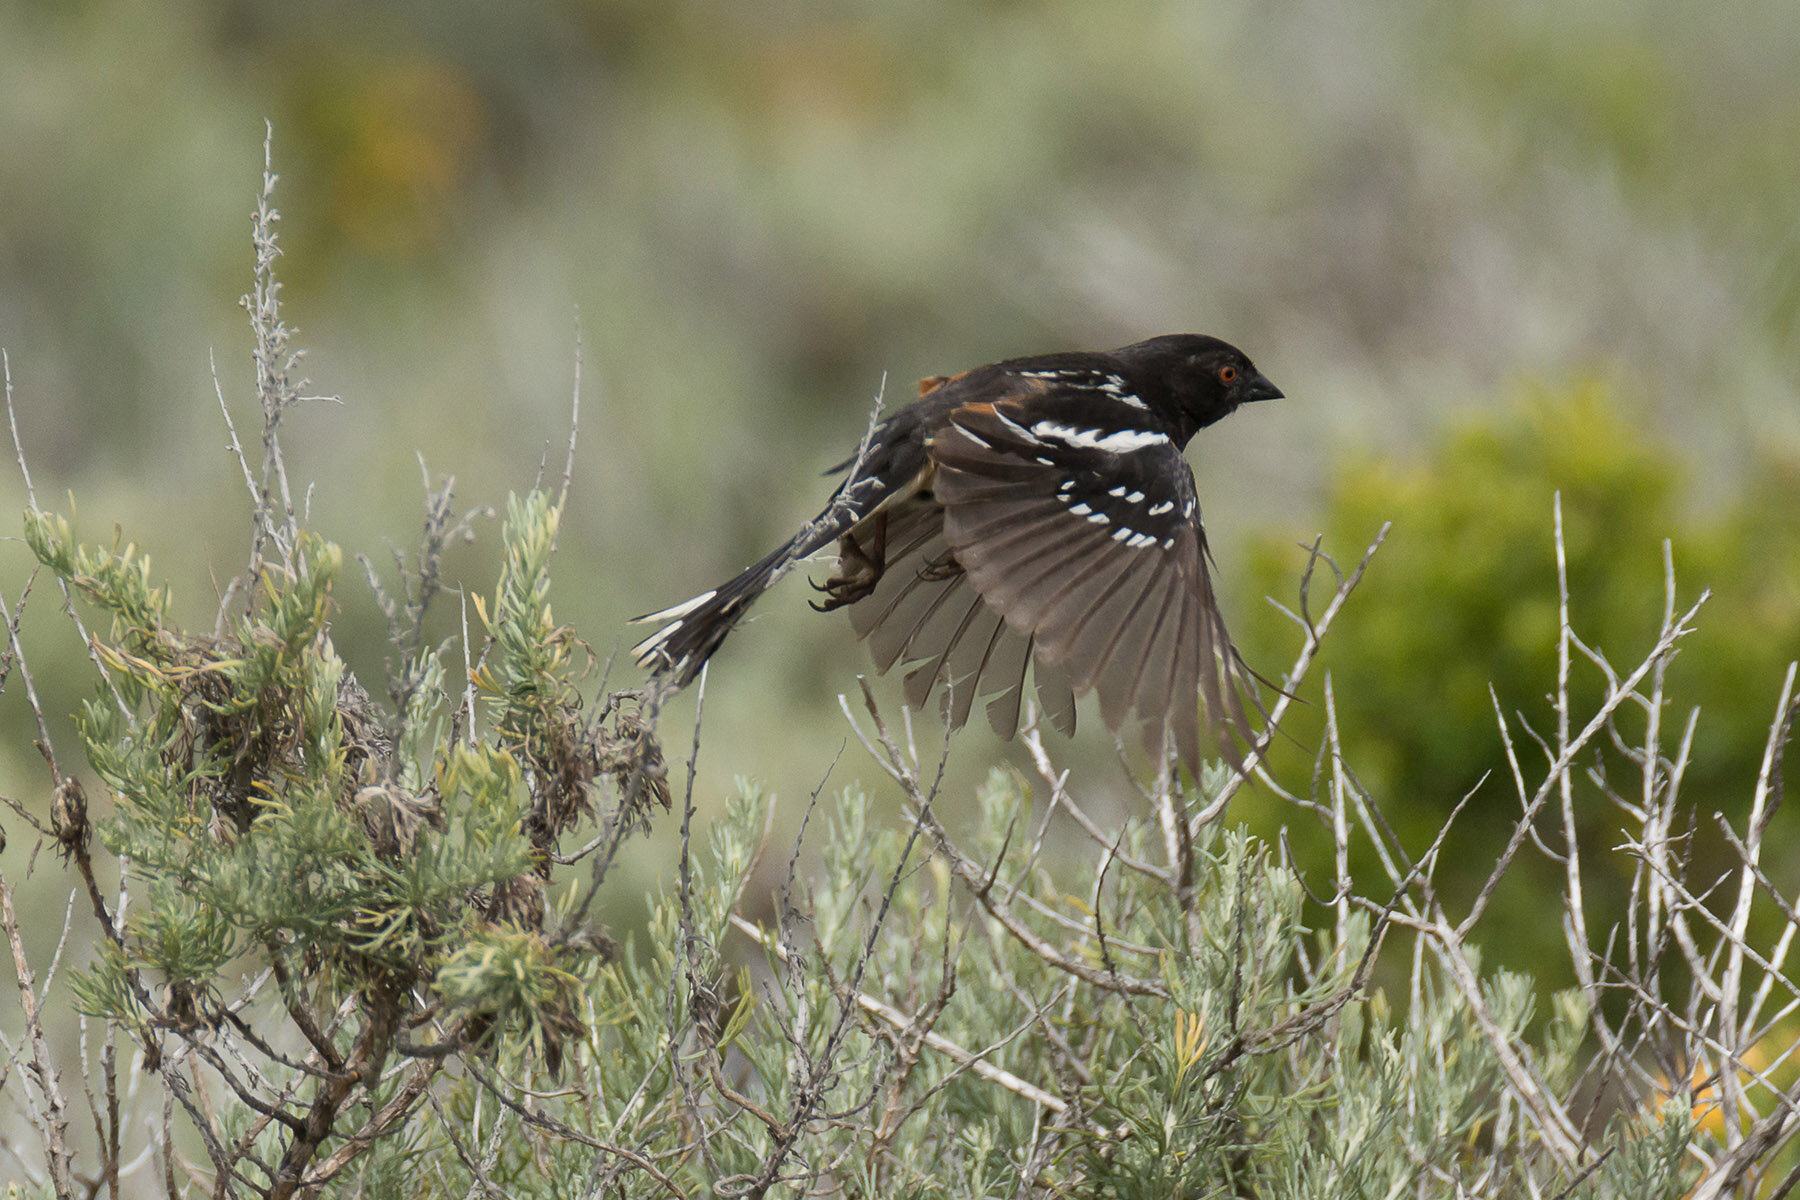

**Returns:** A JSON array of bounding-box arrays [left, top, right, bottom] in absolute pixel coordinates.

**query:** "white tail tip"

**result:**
[[633, 588, 718, 626]]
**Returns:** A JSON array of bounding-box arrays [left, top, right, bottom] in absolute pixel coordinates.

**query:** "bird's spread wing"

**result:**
[[845, 499, 1077, 740], [924, 389, 1259, 770]]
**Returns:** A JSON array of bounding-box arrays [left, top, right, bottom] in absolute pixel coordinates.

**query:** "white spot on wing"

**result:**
[[995, 409, 1035, 440], [1030, 422, 1169, 453], [1100, 429, 1169, 452], [1015, 367, 1145, 408]]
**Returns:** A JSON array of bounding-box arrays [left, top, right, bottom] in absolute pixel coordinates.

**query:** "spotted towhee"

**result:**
[[633, 334, 1282, 771]]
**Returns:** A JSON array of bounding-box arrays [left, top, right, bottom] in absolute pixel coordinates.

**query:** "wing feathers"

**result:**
[[1170, 585, 1204, 772], [945, 497, 1063, 544], [945, 610, 1010, 730], [982, 627, 1034, 740], [832, 400, 1259, 771], [1034, 656, 1078, 737], [901, 585, 982, 708], [954, 521, 1115, 633], [1030, 539, 1139, 664]]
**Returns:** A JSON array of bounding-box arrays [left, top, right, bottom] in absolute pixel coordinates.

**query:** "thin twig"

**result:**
[[1191, 522, 1391, 831], [729, 915, 1068, 1114]]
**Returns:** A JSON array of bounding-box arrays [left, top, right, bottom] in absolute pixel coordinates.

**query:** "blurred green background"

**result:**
[[1, 0, 1796, 974]]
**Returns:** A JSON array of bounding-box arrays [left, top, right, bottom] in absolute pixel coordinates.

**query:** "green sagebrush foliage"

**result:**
[[18, 486, 1706, 1198], [23, 492, 605, 1099], [322, 775, 1696, 1199]]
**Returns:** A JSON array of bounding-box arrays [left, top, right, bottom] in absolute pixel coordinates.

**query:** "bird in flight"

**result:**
[[632, 334, 1281, 773]]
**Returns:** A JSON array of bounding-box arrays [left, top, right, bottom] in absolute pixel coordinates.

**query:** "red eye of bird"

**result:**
[[1219, 365, 1237, 384]]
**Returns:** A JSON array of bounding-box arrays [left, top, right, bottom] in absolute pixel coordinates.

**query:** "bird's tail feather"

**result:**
[[632, 469, 902, 690], [630, 541, 799, 689]]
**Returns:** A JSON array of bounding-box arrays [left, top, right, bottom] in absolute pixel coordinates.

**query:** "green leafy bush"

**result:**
[[1238, 381, 1800, 968]]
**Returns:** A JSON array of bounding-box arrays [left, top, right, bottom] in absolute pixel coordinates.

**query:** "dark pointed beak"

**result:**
[[1242, 370, 1283, 402]]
